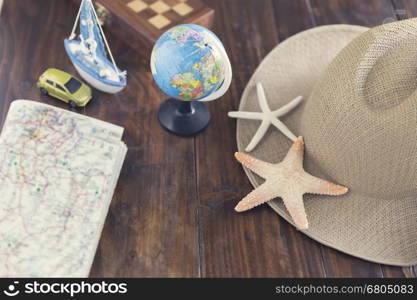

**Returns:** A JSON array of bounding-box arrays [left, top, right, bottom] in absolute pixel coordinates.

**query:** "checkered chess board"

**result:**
[[126, 0, 195, 29]]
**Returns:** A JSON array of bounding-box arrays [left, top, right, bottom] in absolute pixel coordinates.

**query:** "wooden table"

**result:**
[[0, 0, 416, 278]]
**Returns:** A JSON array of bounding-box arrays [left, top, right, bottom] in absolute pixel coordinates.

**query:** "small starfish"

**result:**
[[235, 137, 348, 229], [228, 82, 302, 152]]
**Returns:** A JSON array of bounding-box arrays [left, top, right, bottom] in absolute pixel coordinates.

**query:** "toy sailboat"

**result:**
[[64, 0, 126, 94]]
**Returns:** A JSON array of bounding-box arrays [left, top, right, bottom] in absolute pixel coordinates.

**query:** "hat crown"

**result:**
[[301, 18, 417, 199]]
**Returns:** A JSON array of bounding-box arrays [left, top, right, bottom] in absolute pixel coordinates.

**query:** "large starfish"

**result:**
[[235, 137, 348, 229], [228, 82, 302, 152]]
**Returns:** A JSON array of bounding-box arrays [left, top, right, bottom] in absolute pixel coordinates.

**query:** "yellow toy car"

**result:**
[[37, 68, 92, 107]]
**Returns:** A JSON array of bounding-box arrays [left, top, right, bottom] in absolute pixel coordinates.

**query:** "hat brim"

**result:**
[[237, 25, 417, 266]]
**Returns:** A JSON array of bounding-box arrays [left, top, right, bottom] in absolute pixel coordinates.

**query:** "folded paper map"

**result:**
[[0, 100, 127, 277]]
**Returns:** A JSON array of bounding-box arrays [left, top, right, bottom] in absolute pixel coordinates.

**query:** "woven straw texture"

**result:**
[[237, 21, 417, 266]]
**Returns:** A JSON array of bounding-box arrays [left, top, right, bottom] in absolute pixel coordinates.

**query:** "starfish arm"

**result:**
[[274, 96, 303, 117], [270, 118, 297, 142], [235, 152, 277, 178], [245, 119, 271, 152], [302, 173, 348, 196], [281, 192, 309, 230], [282, 136, 305, 170], [235, 181, 279, 212], [256, 82, 272, 112], [228, 111, 263, 120]]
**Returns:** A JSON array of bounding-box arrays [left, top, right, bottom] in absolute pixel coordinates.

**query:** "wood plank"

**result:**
[[195, 0, 325, 277], [89, 146, 199, 277], [0, 0, 200, 277], [0, 0, 78, 122], [309, 0, 396, 26], [391, 0, 417, 20], [87, 34, 201, 276], [0, 0, 14, 125], [273, 0, 316, 39], [83, 17, 200, 278], [381, 265, 416, 278], [319, 249, 383, 278], [308, 0, 417, 278]]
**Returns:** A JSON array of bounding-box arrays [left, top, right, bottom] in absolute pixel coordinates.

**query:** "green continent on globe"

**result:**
[[171, 53, 224, 101]]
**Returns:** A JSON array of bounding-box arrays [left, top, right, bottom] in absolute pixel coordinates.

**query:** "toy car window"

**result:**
[[65, 78, 82, 94], [56, 84, 65, 92], [46, 80, 54, 86]]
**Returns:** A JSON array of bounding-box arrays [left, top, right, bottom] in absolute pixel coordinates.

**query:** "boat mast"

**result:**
[[69, 0, 84, 40], [88, 0, 121, 76]]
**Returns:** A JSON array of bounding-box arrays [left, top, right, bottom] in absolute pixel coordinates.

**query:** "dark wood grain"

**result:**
[[391, 0, 417, 20], [0, 0, 200, 278], [0, 0, 75, 123], [85, 14, 201, 278], [309, 0, 396, 26], [0, 0, 416, 278], [195, 0, 325, 277], [273, 0, 315, 39], [87, 39, 201, 277]]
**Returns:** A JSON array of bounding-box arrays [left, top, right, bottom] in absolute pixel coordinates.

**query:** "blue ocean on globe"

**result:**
[[151, 24, 226, 101]]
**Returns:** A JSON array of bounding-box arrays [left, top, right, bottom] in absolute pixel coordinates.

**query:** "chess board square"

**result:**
[[149, 14, 171, 29], [138, 7, 158, 19], [127, 0, 148, 13], [150, 1, 170, 14], [173, 2, 193, 16], [164, 9, 180, 21]]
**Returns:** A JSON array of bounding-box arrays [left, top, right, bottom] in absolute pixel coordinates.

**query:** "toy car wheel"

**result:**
[[40, 88, 48, 95], [69, 101, 77, 108]]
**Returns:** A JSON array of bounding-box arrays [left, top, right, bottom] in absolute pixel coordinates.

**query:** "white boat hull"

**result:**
[[73, 63, 125, 94]]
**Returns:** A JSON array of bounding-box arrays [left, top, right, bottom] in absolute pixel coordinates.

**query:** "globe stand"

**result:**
[[158, 98, 211, 137]]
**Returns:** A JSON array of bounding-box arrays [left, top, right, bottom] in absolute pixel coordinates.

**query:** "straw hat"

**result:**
[[236, 19, 417, 266]]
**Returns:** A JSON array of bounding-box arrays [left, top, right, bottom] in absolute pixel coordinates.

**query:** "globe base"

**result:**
[[158, 98, 211, 137]]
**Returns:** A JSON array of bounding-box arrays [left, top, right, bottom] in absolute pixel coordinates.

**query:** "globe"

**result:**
[[151, 24, 228, 101]]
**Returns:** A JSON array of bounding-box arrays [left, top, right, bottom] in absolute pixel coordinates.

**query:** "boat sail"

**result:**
[[64, 0, 126, 94]]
